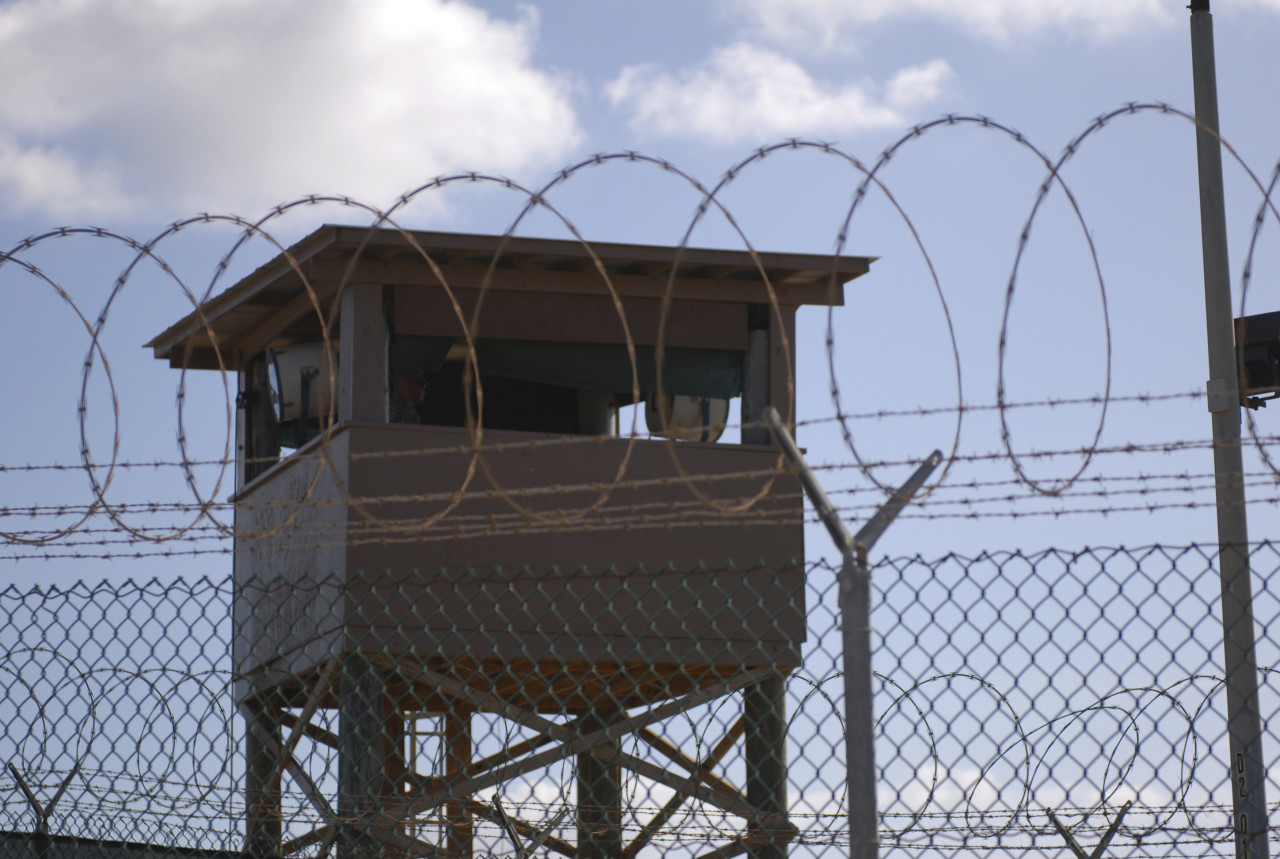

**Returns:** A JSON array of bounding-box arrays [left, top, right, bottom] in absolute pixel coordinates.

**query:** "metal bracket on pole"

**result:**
[[1206, 378, 1233, 413], [765, 406, 940, 859]]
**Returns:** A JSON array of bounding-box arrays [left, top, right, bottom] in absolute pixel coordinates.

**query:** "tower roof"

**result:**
[[145, 225, 874, 370]]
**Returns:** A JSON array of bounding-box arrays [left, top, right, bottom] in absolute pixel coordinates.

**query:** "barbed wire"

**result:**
[[0, 388, 1217, 472], [2, 104, 1278, 555], [2, 425, 1276, 551], [2, 434, 1274, 494], [4, 468, 1271, 537], [4, 104, 1280, 857], [4, 474, 1280, 563]]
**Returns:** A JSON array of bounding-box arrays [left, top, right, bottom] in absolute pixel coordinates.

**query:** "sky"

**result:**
[[2, 0, 1280, 850], [2, 0, 1280, 586]]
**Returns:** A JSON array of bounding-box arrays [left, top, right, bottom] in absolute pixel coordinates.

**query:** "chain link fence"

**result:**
[[0, 543, 1275, 857]]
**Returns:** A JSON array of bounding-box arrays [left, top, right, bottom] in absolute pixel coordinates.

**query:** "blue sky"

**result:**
[[2, 0, 1280, 584]]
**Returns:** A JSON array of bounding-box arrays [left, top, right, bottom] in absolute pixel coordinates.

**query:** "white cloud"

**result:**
[[606, 44, 952, 144], [885, 59, 955, 108], [728, 0, 1175, 47], [0, 136, 128, 219], [0, 0, 582, 221]]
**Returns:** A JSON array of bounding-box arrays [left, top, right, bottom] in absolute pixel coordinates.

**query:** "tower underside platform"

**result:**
[[242, 654, 796, 859], [260, 654, 787, 715]]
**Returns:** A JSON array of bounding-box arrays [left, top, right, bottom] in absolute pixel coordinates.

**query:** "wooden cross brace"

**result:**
[[244, 662, 797, 858]]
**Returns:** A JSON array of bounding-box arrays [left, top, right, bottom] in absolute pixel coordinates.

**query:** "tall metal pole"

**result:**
[[1188, 5, 1271, 857]]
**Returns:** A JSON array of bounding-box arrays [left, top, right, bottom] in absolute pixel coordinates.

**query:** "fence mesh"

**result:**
[[0, 544, 1274, 858]]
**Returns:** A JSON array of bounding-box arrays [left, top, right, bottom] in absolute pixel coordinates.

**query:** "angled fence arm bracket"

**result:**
[[524, 805, 570, 857], [491, 794, 569, 859], [493, 795, 527, 857], [8, 760, 80, 836], [851, 449, 944, 564], [762, 407, 855, 557], [1048, 800, 1132, 859], [8, 762, 45, 826], [763, 406, 940, 564]]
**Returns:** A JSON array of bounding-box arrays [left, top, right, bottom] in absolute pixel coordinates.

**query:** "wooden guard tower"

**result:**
[[146, 226, 870, 859]]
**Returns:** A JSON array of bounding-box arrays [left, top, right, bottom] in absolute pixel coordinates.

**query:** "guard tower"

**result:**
[[146, 226, 871, 859]]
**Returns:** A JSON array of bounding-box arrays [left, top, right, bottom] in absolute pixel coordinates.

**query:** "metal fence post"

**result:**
[[766, 407, 939, 859], [840, 548, 879, 859], [1188, 4, 1271, 857]]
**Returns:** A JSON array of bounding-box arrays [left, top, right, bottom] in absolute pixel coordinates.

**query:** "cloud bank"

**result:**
[[607, 44, 952, 144], [728, 0, 1177, 47], [0, 0, 582, 222]]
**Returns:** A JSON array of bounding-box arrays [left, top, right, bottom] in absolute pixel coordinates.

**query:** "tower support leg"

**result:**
[[338, 655, 397, 859], [444, 706, 474, 857], [244, 700, 283, 859], [744, 675, 788, 859], [577, 708, 623, 858]]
